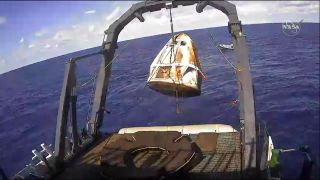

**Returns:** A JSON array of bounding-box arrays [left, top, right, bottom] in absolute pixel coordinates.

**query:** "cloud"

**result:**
[[1, 1, 319, 74], [1, 5, 124, 73], [0, 16, 6, 25], [235, 2, 269, 23], [35, 29, 48, 37], [85, 10, 96, 15], [233, 1, 319, 23], [88, 25, 95, 32], [106, 7, 121, 21], [72, 24, 78, 29], [280, 1, 316, 8], [119, 4, 228, 41], [28, 44, 35, 48], [0, 58, 5, 66], [19, 38, 24, 44], [0, 58, 6, 74], [44, 44, 51, 49], [280, 1, 319, 14], [53, 30, 72, 42]]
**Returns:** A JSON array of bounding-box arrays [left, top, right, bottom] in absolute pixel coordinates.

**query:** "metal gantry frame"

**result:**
[[54, 0, 257, 176]]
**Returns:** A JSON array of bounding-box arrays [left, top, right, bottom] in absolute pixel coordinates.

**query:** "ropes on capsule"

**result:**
[[147, 5, 176, 84]]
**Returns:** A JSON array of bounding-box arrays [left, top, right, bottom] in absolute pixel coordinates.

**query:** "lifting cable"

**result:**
[[75, 40, 131, 124], [208, 32, 239, 71], [85, 71, 97, 122], [169, 7, 175, 64], [146, 5, 178, 84], [168, 5, 182, 114], [208, 32, 240, 106], [77, 40, 131, 90]]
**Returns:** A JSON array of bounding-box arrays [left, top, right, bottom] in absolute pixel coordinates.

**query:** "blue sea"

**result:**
[[0, 23, 319, 179]]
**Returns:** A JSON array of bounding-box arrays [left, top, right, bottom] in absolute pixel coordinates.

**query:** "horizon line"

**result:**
[[1, 22, 319, 76]]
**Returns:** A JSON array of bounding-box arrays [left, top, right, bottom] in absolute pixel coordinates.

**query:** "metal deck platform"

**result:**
[[55, 131, 242, 179]]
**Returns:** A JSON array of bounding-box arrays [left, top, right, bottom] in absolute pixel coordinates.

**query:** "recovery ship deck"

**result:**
[[56, 131, 242, 179]]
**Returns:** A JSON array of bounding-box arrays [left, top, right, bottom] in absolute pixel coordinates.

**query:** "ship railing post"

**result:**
[[195, 0, 258, 175], [227, 11, 257, 178], [54, 59, 76, 167], [70, 70, 79, 152], [87, 48, 114, 137]]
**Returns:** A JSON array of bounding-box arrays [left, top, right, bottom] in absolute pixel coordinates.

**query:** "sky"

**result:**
[[0, 1, 319, 74]]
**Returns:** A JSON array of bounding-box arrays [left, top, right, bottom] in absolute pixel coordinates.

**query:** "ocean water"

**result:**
[[0, 23, 319, 179]]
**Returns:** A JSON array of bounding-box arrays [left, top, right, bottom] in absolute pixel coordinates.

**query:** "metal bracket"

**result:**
[[228, 21, 242, 34], [134, 11, 145, 22]]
